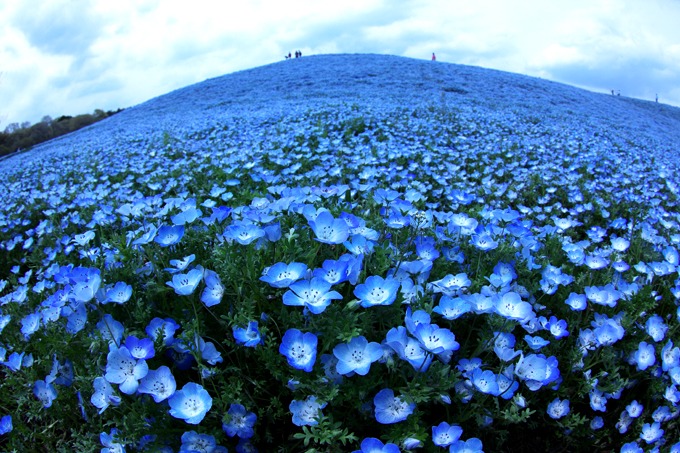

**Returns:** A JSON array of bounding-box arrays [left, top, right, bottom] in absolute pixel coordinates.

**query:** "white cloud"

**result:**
[[1, 0, 679, 128]]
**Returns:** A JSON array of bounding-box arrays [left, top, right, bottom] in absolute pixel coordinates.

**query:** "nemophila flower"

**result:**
[[611, 236, 630, 252], [631, 341, 656, 371], [179, 430, 217, 453], [91, 376, 121, 414], [154, 224, 185, 247], [138, 366, 176, 403], [374, 388, 415, 424], [412, 322, 459, 356], [661, 341, 680, 371], [584, 254, 609, 270], [20, 312, 41, 340], [514, 353, 560, 391], [429, 273, 471, 296], [233, 321, 264, 347], [124, 336, 155, 360], [590, 416, 604, 430], [664, 246, 679, 265], [471, 368, 500, 396], [448, 437, 483, 453], [63, 302, 88, 334], [201, 269, 224, 307], [309, 210, 349, 244], [145, 317, 180, 346], [434, 295, 472, 320], [105, 345, 149, 394], [493, 332, 521, 362], [166, 267, 203, 296], [98, 281, 133, 304], [524, 335, 550, 351], [333, 335, 383, 376], [404, 307, 430, 335], [344, 235, 376, 255], [283, 277, 342, 314], [223, 220, 265, 245], [431, 421, 463, 447], [546, 397, 570, 419], [625, 400, 643, 418], [33, 379, 58, 408], [260, 262, 308, 288], [640, 422, 664, 444], [354, 275, 400, 307], [645, 314, 667, 342], [585, 284, 620, 307], [385, 326, 432, 372], [589, 389, 608, 412], [168, 382, 213, 424], [312, 259, 350, 285], [544, 316, 569, 339], [352, 437, 401, 453], [466, 293, 495, 314], [100, 427, 125, 453], [47, 355, 73, 387], [619, 442, 643, 453], [494, 292, 535, 323], [222, 403, 257, 439], [165, 254, 195, 273], [470, 230, 498, 251], [0, 414, 12, 435], [279, 328, 318, 372], [592, 314, 625, 347], [290, 395, 327, 426]]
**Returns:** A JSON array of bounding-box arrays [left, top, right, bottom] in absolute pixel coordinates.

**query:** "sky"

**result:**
[[2, 0, 680, 128]]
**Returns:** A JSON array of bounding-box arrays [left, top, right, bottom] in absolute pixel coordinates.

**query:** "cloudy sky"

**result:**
[[2, 0, 679, 128]]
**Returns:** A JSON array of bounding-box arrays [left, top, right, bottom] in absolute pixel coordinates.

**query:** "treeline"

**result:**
[[0, 108, 123, 158]]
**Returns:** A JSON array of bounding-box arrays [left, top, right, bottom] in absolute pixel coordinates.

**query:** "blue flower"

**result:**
[[104, 345, 149, 395], [352, 437, 401, 453], [260, 262, 308, 288], [99, 281, 133, 304], [546, 397, 570, 419], [524, 335, 550, 351], [471, 368, 500, 396], [168, 382, 213, 424], [309, 210, 350, 244], [164, 254, 196, 273], [97, 314, 125, 346], [33, 379, 58, 408], [223, 220, 265, 245], [290, 395, 326, 426], [100, 427, 125, 453], [282, 277, 342, 314], [631, 341, 656, 371], [514, 353, 560, 391], [145, 317, 180, 346], [333, 336, 383, 376], [233, 321, 264, 347], [91, 376, 121, 414], [199, 269, 224, 307], [279, 328, 318, 372], [373, 388, 415, 424], [154, 224, 185, 247], [645, 314, 668, 342], [449, 438, 484, 453], [494, 291, 534, 323], [0, 414, 12, 435], [640, 421, 664, 444], [433, 295, 472, 320], [138, 366, 176, 403], [179, 430, 217, 453], [124, 336, 155, 360], [412, 323, 459, 355], [166, 267, 204, 296], [431, 421, 463, 447], [223, 403, 257, 439], [312, 259, 350, 285], [354, 275, 400, 307]]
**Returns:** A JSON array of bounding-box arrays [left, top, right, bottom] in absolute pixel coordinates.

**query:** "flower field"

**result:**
[[1, 54, 679, 452]]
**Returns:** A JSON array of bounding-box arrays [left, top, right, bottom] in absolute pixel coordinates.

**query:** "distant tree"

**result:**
[[4, 123, 20, 134]]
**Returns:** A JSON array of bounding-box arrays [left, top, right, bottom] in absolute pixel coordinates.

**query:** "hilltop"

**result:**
[[2, 54, 679, 171]]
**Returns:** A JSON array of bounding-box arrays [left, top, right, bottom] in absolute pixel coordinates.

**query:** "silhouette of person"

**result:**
[[432, 52, 436, 61]]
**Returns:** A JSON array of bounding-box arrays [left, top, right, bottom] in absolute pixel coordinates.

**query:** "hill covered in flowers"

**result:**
[[1, 54, 679, 452]]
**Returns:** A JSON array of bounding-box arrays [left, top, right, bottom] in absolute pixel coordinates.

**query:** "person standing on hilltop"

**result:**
[[432, 53, 436, 61]]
